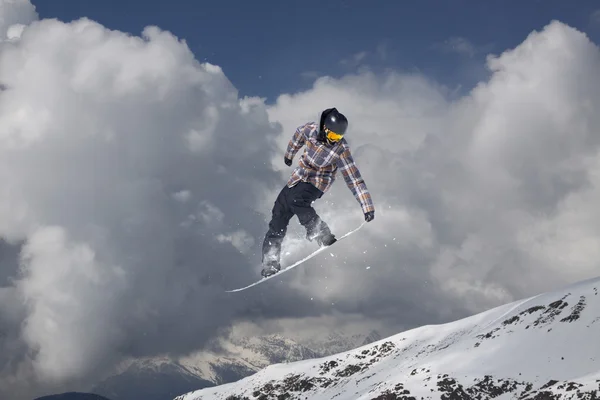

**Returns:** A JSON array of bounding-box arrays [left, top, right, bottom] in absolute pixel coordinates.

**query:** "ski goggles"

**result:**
[[325, 128, 343, 142]]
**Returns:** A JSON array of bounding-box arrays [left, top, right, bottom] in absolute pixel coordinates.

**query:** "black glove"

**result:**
[[284, 157, 292, 166], [364, 211, 375, 222]]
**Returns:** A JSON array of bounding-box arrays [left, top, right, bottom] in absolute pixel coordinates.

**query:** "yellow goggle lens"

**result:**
[[326, 129, 343, 142]]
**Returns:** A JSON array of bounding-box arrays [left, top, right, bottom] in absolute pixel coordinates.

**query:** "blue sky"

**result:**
[[31, 0, 600, 102]]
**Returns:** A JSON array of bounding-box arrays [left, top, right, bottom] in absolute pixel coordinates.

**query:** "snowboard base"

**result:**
[[225, 222, 366, 293]]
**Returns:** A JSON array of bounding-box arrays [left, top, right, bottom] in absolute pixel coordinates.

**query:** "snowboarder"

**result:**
[[261, 107, 375, 278]]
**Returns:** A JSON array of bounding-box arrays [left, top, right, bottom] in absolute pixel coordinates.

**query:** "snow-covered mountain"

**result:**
[[93, 332, 375, 400], [176, 276, 600, 400]]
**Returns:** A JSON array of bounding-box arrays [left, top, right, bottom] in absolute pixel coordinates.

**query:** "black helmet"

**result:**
[[319, 107, 348, 143]]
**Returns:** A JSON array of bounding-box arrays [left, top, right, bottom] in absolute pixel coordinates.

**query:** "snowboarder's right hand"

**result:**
[[284, 157, 292, 166], [364, 211, 375, 222]]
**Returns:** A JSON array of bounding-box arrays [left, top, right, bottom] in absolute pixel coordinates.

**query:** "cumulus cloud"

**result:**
[[17, 226, 128, 381], [0, 1, 284, 397], [267, 20, 600, 320], [0, 0, 36, 41]]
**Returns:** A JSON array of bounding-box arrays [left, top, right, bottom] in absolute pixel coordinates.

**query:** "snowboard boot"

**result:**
[[261, 259, 281, 278], [306, 219, 336, 246], [317, 232, 337, 247]]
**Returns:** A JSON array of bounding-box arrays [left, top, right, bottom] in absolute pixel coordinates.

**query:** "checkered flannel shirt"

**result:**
[[285, 122, 375, 214]]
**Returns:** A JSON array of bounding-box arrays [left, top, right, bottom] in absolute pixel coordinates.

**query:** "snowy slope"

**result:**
[[176, 276, 600, 400]]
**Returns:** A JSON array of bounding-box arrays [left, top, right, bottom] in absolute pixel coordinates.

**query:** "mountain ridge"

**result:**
[[175, 276, 600, 400]]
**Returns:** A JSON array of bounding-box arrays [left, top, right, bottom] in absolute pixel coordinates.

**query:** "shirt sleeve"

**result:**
[[337, 145, 375, 214], [284, 123, 309, 161]]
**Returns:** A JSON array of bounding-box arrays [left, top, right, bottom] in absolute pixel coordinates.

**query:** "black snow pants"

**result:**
[[262, 182, 331, 264]]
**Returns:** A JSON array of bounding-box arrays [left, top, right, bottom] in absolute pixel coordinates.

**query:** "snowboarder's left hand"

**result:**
[[284, 157, 292, 166], [364, 211, 374, 222]]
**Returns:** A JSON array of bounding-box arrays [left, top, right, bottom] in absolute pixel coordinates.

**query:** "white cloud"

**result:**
[[268, 20, 600, 315], [0, 0, 36, 41], [17, 226, 127, 381], [0, 1, 282, 397], [6, 22, 24, 40]]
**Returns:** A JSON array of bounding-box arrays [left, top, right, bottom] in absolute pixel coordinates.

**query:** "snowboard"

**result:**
[[225, 222, 366, 293]]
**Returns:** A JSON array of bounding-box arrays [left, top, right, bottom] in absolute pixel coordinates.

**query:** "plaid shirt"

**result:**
[[284, 122, 375, 214]]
